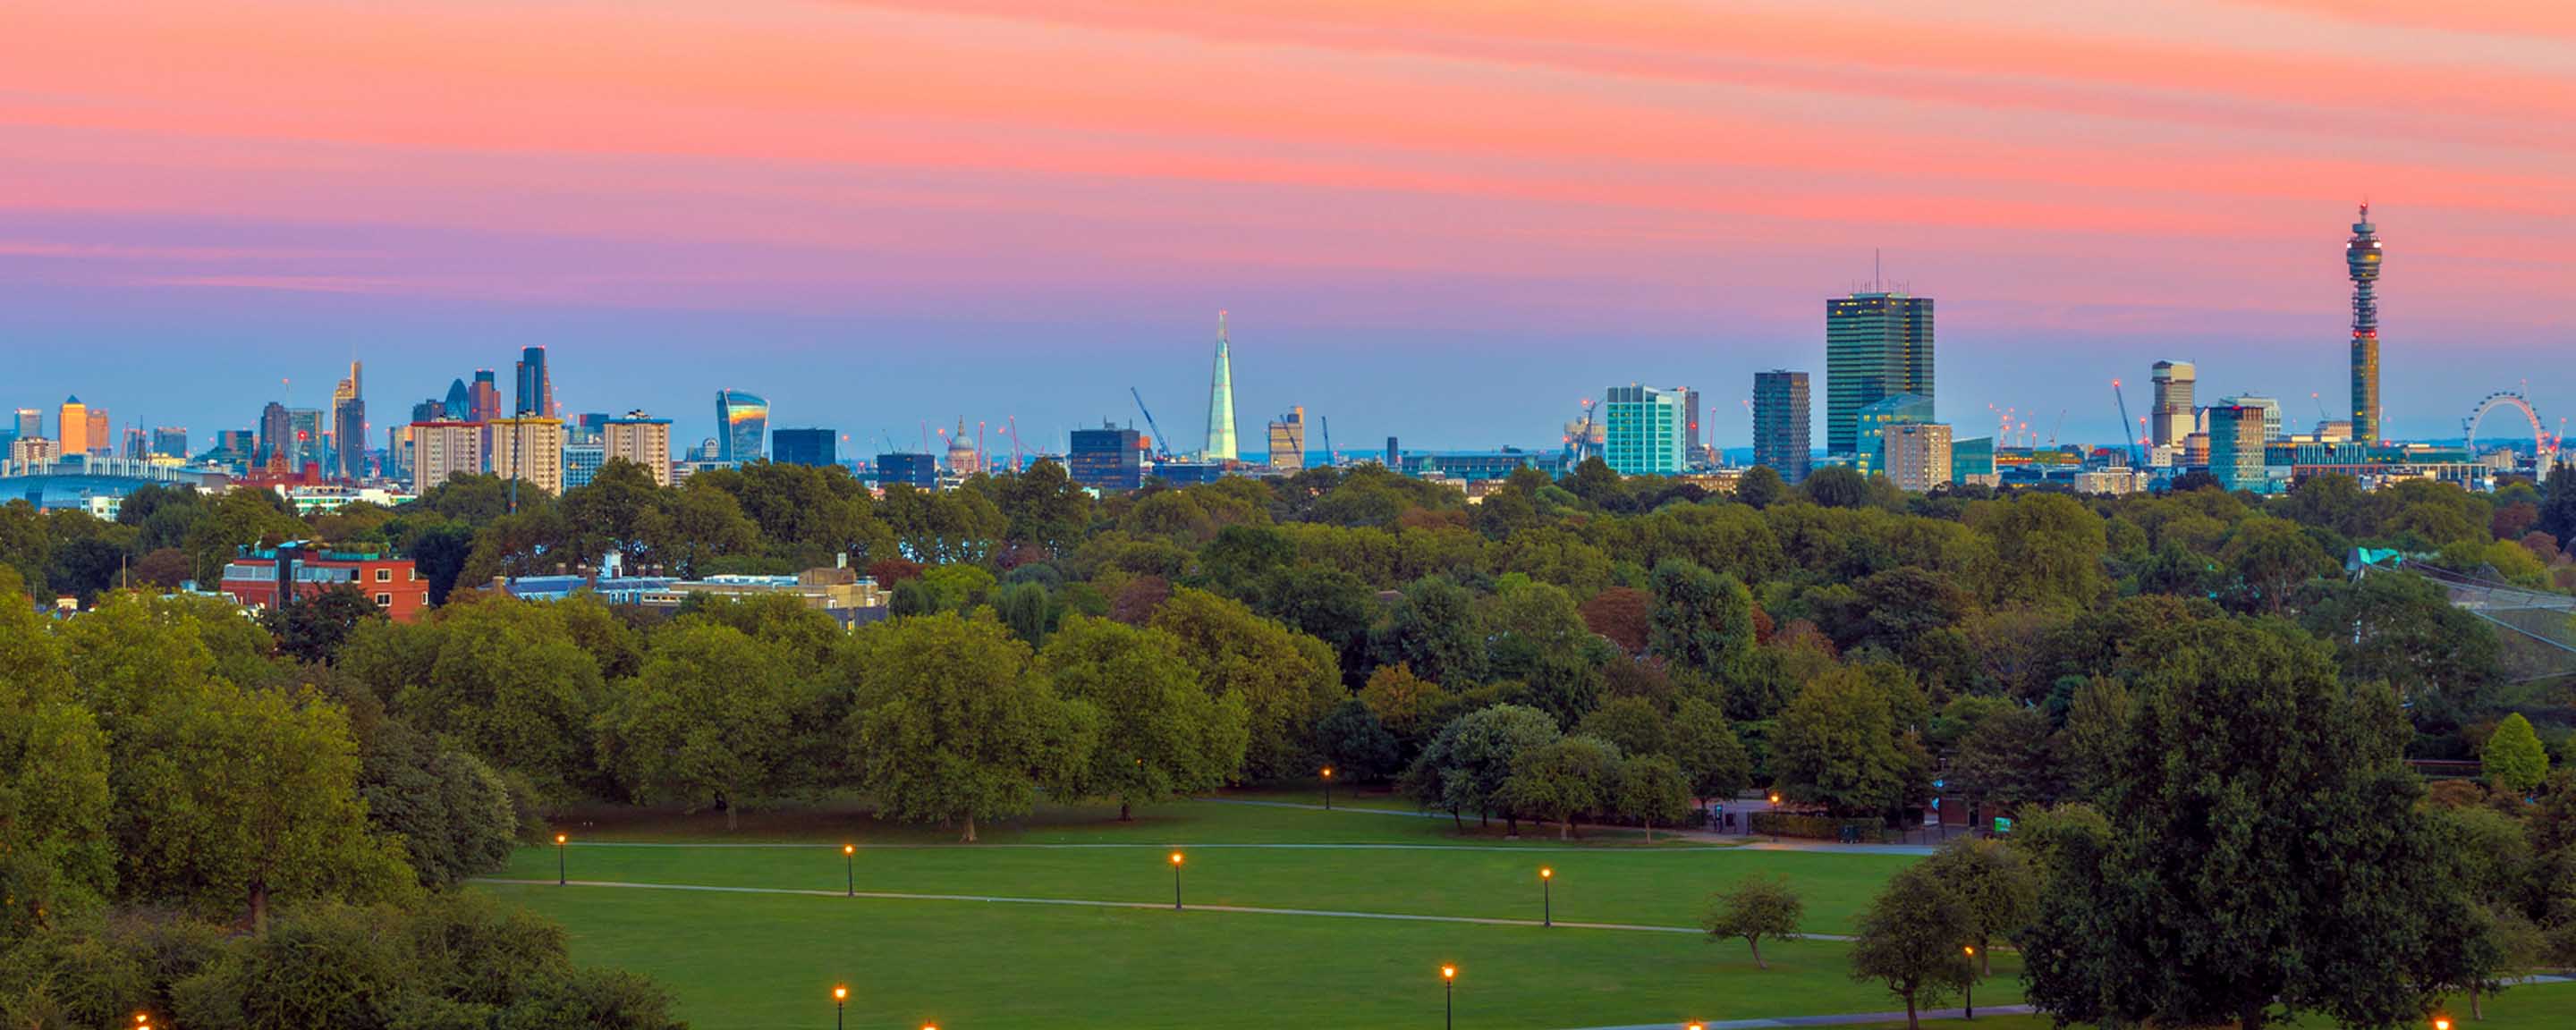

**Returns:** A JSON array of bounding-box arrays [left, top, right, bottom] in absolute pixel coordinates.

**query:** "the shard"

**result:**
[[1204, 310, 1238, 461]]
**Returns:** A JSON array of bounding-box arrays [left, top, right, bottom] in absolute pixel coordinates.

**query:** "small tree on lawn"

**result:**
[[1919, 836, 2037, 975], [1701, 873, 1805, 970], [2483, 713, 2548, 796], [1849, 865, 1972, 1030], [1619, 755, 1696, 842], [1499, 735, 1623, 840]]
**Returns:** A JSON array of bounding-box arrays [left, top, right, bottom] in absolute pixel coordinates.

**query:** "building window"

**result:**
[[375, 593, 393, 606], [376, 568, 392, 582]]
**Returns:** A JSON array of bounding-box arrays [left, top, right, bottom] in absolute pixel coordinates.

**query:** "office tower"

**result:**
[[2348, 205, 2383, 444], [1826, 290, 1934, 455], [1070, 423, 1144, 492], [2209, 405, 2268, 492], [1204, 311, 1238, 461], [1267, 406, 1307, 470], [442, 378, 471, 420], [256, 401, 292, 467], [410, 420, 486, 493], [332, 361, 365, 480], [1385, 436, 1399, 468], [603, 411, 674, 486], [1883, 423, 1954, 494], [1952, 435, 1997, 485], [411, 399, 445, 423], [1753, 370, 1812, 484], [211, 429, 253, 464], [2216, 394, 2284, 442], [1681, 387, 1703, 460], [56, 396, 89, 455], [11, 409, 37, 441], [513, 346, 553, 417], [151, 426, 188, 459], [716, 390, 767, 463], [1603, 385, 1688, 476], [575, 412, 610, 443], [876, 452, 938, 490], [773, 427, 838, 468], [121, 426, 148, 460], [9, 436, 57, 465], [386, 425, 412, 481], [468, 370, 502, 423], [288, 409, 325, 470], [2149, 360, 2198, 446], [1855, 393, 1935, 476], [487, 416, 566, 495], [562, 442, 605, 490]]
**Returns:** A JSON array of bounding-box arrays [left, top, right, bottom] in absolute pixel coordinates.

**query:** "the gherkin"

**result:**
[[1204, 310, 1237, 461]]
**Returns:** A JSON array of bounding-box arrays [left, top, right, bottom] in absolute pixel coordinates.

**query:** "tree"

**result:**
[[1618, 755, 1694, 841], [1374, 577, 1489, 688], [1483, 579, 1610, 727], [1403, 704, 1560, 832], [2020, 617, 2469, 1030], [1848, 865, 1973, 1030], [1040, 616, 1247, 820], [1736, 466, 1787, 509], [1576, 696, 1667, 758], [1151, 588, 1343, 781], [2483, 713, 2548, 795], [1666, 697, 1753, 804], [380, 597, 606, 795], [0, 569, 113, 942], [260, 583, 384, 666], [1771, 667, 1924, 817], [354, 716, 518, 890], [1316, 698, 1401, 784], [1580, 587, 1653, 654], [594, 622, 803, 830], [1803, 466, 1871, 509], [1916, 837, 2036, 975], [2218, 515, 2335, 614], [844, 613, 1094, 841], [1500, 735, 1623, 840], [1980, 493, 2107, 610], [1648, 560, 1757, 678], [2540, 460, 2576, 547], [1358, 663, 1452, 760], [1700, 874, 1805, 970]]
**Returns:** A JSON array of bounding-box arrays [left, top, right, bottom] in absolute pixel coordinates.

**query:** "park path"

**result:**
[[473, 876, 1858, 941], [1560, 1006, 2034, 1030], [1207, 798, 1940, 856]]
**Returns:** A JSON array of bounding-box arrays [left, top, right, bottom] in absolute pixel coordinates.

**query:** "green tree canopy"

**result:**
[[1700, 873, 1805, 970], [844, 612, 1094, 841], [1040, 615, 1247, 819]]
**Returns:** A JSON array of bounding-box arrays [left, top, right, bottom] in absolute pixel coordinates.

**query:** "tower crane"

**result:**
[[2111, 379, 2139, 467], [2049, 409, 2067, 448], [1130, 387, 1174, 460], [1001, 417, 1024, 473], [1319, 416, 1335, 468]]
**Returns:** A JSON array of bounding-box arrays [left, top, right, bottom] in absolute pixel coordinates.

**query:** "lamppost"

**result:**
[[1539, 867, 1554, 927], [1441, 965, 1456, 1030], [833, 985, 848, 1030], [2436, 1018, 2453, 1030], [1322, 766, 1335, 810], [1170, 851, 1185, 909], [1767, 794, 1782, 843], [1962, 946, 1975, 1018], [555, 833, 568, 886], [843, 843, 856, 898], [134, 1014, 151, 1030]]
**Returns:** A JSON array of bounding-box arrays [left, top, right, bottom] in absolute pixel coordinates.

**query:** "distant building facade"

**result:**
[[1855, 393, 1935, 477], [603, 411, 674, 486], [1069, 424, 1144, 492], [219, 545, 429, 623], [1882, 423, 1954, 494], [716, 390, 767, 463], [2208, 404, 2270, 493], [1603, 385, 1688, 476], [487, 416, 566, 495], [773, 428, 838, 469], [877, 452, 938, 489], [1826, 291, 1934, 456], [409, 419, 485, 494], [2150, 360, 2197, 447], [1267, 407, 1307, 470], [1752, 370, 1812, 484]]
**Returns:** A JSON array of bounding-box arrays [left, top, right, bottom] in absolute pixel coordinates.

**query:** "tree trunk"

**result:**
[[725, 800, 739, 832], [1749, 936, 1766, 970], [962, 814, 978, 843], [1505, 815, 1519, 837], [1119, 801, 1132, 822], [2472, 982, 2484, 1020], [2239, 1000, 2266, 1030], [1452, 809, 1464, 832], [1643, 821, 1655, 843], [1559, 817, 1572, 841], [1979, 939, 1990, 976], [1902, 991, 1918, 1030], [249, 879, 270, 936]]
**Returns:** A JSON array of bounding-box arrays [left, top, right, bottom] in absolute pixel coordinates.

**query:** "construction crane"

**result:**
[[1001, 417, 1024, 473], [2111, 380, 2139, 467], [1130, 387, 1174, 460], [2048, 409, 2067, 448], [1563, 398, 1601, 463], [1318, 416, 1334, 468]]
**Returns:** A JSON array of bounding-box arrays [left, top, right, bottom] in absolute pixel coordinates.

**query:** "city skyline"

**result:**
[[4, 2, 2573, 450]]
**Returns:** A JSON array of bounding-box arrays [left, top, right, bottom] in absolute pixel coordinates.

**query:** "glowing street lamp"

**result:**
[[1170, 851, 1185, 909], [2435, 1018, 2453, 1030], [1322, 766, 1335, 810], [843, 843, 856, 898], [1441, 965, 1457, 1030], [555, 833, 568, 886], [1539, 867, 1554, 927], [834, 985, 848, 1030], [1962, 946, 1977, 1018]]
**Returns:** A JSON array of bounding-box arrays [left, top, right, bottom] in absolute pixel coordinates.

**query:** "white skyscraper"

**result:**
[[1204, 310, 1238, 461]]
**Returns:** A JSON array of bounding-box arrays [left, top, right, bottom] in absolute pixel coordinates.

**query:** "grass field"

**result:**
[[478, 792, 2563, 1030]]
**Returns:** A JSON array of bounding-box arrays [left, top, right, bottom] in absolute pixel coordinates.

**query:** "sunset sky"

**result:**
[[4, 0, 2572, 452]]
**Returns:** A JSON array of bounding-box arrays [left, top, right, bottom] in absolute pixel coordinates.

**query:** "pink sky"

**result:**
[[3, 0, 2572, 445]]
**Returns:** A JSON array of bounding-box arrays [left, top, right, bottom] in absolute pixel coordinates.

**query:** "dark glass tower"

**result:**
[[2347, 205, 2383, 444], [514, 346, 552, 418], [1826, 291, 1934, 455], [1753, 369, 1811, 484]]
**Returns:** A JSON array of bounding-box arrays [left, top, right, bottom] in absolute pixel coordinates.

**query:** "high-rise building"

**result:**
[[1752, 370, 1812, 484], [773, 428, 838, 468], [123, 426, 148, 460], [1267, 406, 1307, 470], [716, 390, 767, 463], [574, 412, 610, 443], [468, 370, 502, 423], [2208, 405, 2269, 493], [2216, 394, 2284, 442], [411, 399, 445, 423], [1855, 393, 1935, 476], [442, 378, 471, 420], [1385, 436, 1399, 468], [85, 409, 108, 455], [151, 426, 188, 459], [876, 452, 938, 490], [257, 401, 292, 468], [11, 409, 38, 441], [1603, 385, 1688, 476], [210, 429, 254, 465], [603, 411, 674, 486], [332, 361, 365, 480], [2150, 360, 2197, 447], [410, 420, 486, 493], [288, 409, 326, 471], [513, 346, 553, 418], [563, 443, 606, 490], [1826, 291, 1934, 455], [1070, 423, 1143, 492], [487, 417, 566, 496], [9, 436, 58, 466], [1204, 311, 1238, 462], [1952, 435, 1997, 486], [1882, 423, 1954, 494], [2348, 205, 2384, 444], [56, 396, 90, 455], [1682, 387, 1704, 460]]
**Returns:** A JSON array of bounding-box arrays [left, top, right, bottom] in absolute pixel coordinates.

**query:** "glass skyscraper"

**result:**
[[1854, 393, 1934, 477], [1826, 291, 1934, 456], [514, 346, 552, 418], [1070, 423, 1143, 492], [772, 427, 837, 468], [1752, 369, 1811, 484], [716, 390, 767, 463], [1602, 385, 1687, 476]]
